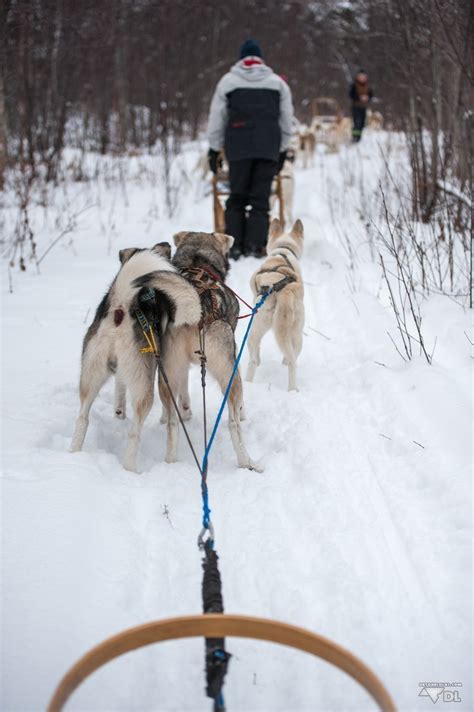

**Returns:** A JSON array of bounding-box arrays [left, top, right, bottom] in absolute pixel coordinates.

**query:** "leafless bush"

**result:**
[[377, 189, 450, 365], [9, 161, 38, 274], [4, 0, 471, 183], [379, 245, 434, 365]]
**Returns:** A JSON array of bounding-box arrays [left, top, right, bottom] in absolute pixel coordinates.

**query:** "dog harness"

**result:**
[[256, 252, 297, 295], [182, 267, 227, 328]]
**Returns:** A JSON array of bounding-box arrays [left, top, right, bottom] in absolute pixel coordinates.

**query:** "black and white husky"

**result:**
[[70, 243, 201, 471]]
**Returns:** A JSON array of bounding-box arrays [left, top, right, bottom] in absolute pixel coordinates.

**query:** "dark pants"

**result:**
[[352, 106, 367, 142], [225, 158, 279, 254]]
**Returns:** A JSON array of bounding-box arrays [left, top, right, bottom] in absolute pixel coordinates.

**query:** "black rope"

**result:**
[[195, 327, 212, 532], [202, 539, 231, 709], [197, 328, 208, 468], [135, 304, 203, 476], [137, 300, 230, 709], [157, 356, 204, 476]]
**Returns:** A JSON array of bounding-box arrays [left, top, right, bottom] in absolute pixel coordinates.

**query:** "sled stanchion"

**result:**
[[212, 173, 227, 233], [47, 614, 396, 712], [276, 174, 285, 228]]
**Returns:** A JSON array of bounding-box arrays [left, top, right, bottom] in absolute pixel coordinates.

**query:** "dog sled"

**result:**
[[310, 96, 342, 124], [309, 97, 350, 151], [212, 153, 287, 232]]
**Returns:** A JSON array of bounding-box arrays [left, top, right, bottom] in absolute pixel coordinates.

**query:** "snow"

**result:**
[[1, 133, 472, 711]]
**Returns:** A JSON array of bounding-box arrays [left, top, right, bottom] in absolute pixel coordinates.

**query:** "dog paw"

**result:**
[[180, 408, 192, 421], [241, 459, 264, 473], [123, 460, 138, 473]]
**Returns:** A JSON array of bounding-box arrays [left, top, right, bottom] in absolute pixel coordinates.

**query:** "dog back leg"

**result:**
[[292, 303, 305, 359], [178, 370, 192, 421], [274, 291, 299, 391], [70, 351, 110, 452], [207, 324, 263, 472], [246, 305, 273, 383], [114, 377, 127, 419], [227, 372, 263, 472], [158, 352, 184, 464], [159, 370, 191, 425], [123, 361, 155, 472]]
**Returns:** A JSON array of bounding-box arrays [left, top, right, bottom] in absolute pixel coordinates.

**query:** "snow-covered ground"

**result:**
[[1, 133, 472, 711]]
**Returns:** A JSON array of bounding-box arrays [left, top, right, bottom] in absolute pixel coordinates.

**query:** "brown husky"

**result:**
[[246, 218, 305, 391], [159, 230, 263, 472]]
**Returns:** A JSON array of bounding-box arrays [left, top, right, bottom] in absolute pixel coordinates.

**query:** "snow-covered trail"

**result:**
[[2, 137, 471, 711]]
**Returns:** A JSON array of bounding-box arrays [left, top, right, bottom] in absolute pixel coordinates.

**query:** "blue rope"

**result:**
[[200, 289, 272, 529]]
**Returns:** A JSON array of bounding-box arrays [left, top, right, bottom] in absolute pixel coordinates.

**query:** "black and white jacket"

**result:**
[[207, 57, 294, 162]]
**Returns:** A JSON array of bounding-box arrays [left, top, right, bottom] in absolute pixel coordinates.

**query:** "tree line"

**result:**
[[1, 0, 472, 221]]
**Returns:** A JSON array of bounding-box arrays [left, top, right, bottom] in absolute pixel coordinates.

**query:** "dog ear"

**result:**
[[291, 219, 304, 239], [173, 231, 190, 247], [119, 247, 139, 264], [152, 242, 172, 259], [213, 232, 234, 253], [269, 218, 283, 240]]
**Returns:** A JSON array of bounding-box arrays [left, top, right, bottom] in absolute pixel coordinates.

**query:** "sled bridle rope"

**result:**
[[48, 286, 396, 712], [134, 285, 274, 711], [200, 289, 273, 478]]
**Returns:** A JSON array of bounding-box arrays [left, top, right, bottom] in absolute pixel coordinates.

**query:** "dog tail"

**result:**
[[131, 271, 202, 327], [273, 288, 296, 362]]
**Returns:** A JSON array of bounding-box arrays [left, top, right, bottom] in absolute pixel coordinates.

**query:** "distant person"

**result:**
[[207, 39, 294, 259], [349, 69, 373, 143]]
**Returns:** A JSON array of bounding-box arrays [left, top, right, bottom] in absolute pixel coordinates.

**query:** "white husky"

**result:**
[[70, 243, 201, 471], [246, 218, 305, 391]]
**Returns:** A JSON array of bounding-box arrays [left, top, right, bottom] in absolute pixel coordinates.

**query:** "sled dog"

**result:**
[[367, 109, 384, 130], [246, 218, 305, 391], [337, 116, 353, 145], [70, 243, 201, 471], [159, 230, 262, 472]]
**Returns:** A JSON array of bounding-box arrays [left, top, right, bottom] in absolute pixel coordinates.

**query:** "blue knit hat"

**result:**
[[239, 39, 263, 59]]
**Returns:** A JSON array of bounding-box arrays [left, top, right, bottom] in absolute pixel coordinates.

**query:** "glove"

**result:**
[[277, 151, 287, 172], [208, 149, 220, 175]]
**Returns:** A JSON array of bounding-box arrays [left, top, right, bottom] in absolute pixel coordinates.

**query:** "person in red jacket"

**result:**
[[349, 70, 373, 143]]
